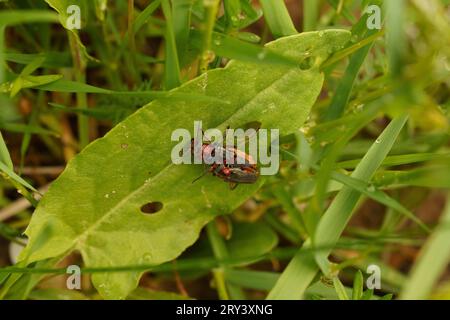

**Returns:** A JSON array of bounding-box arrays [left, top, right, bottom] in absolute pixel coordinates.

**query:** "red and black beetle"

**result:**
[[190, 128, 260, 189]]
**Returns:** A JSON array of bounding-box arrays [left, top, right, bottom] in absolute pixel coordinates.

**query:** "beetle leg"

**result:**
[[213, 164, 224, 175]]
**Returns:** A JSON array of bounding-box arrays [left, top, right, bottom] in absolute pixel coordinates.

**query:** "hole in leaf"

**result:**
[[243, 121, 262, 131], [299, 56, 314, 70], [140, 202, 163, 214]]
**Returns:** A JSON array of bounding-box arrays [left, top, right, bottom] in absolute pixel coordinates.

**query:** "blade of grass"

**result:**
[[352, 270, 364, 300], [267, 115, 409, 299], [361, 289, 374, 300], [264, 211, 301, 244], [133, 0, 162, 33], [206, 221, 245, 300], [225, 269, 278, 291], [329, 170, 430, 233], [0, 124, 57, 136], [323, 38, 376, 121], [326, 0, 356, 23], [124, 0, 140, 84], [272, 186, 308, 239], [314, 115, 410, 273], [400, 193, 450, 299], [0, 25, 4, 84], [161, 0, 181, 88], [68, 31, 89, 149], [172, 0, 193, 59], [385, 0, 406, 78], [198, 0, 220, 74], [31, 79, 229, 104], [0, 162, 37, 192], [303, 0, 319, 32], [337, 152, 450, 169], [225, 269, 359, 300], [20, 96, 40, 170], [266, 237, 318, 299], [259, 0, 297, 38], [189, 30, 299, 67], [223, 0, 241, 31], [0, 75, 63, 94], [311, 104, 379, 222], [321, 30, 384, 69], [373, 165, 450, 189], [333, 276, 350, 300], [0, 238, 411, 276], [128, 0, 136, 54], [0, 10, 58, 27], [10, 57, 50, 97], [116, 0, 161, 64], [0, 131, 13, 170], [0, 10, 58, 83]]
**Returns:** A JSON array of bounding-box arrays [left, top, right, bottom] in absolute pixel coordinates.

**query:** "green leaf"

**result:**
[[19, 30, 350, 299]]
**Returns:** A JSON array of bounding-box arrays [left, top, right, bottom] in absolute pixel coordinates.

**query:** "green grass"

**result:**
[[0, 0, 449, 300]]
